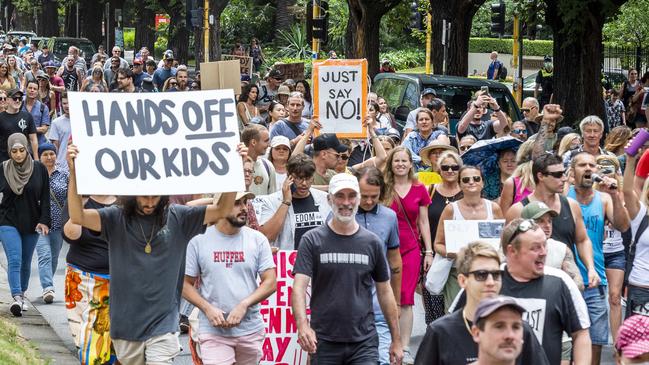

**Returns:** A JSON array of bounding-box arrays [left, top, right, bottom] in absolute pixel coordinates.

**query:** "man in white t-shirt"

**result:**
[[48, 92, 71, 168], [183, 191, 277, 364], [242, 124, 277, 196]]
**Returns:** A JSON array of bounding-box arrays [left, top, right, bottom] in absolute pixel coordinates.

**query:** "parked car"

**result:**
[[6, 30, 36, 42], [47, 37, 96, 68], [30, 36, 49, 48], [372, 73, 522, 135]]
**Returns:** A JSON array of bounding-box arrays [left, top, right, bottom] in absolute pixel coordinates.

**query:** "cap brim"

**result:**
[[531, 209, 558, 219], [235, 192, 255, 201]]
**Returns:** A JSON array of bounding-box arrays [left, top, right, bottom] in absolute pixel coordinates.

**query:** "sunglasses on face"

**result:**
[[508, 219, 536, 243], [512, 129, 527, 134], [459, 145, 471, 152], [11, 96, 22, 102], [0, 97, 6, 101], [440, 164, 460, 172], [543, 170, 565, 178], [461, 176, 482, 184], [465, 269, 502, 282]]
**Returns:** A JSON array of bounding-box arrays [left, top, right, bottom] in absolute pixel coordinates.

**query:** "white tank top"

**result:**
[[451, 199, 494, 220]]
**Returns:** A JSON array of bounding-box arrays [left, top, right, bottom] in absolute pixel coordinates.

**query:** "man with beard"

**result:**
[[66, 143, 245, 365], [182, 191, 277, 364], [567, 151, 629, 363], [114, 68, 137, 92], [457, 90, 508, 142], [292, 173, 403, 364], [174, 67, 191, 91]]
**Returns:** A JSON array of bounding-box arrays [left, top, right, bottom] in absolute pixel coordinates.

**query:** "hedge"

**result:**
[[469, 37, 553, 57]]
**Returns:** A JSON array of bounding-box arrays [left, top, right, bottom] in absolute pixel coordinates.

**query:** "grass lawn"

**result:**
[[397, 66, 427, 73], [0, 316, 46, 365]]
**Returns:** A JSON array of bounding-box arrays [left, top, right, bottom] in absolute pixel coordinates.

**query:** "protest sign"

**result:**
[[444, 219, 505, 253], [260, 250, 309, 365], [222, 54, 253, 77], [313, 59, 367, 138], [68, 90, 245, 195], [200, 60, 242, 94], [274, 62, 305, 81]]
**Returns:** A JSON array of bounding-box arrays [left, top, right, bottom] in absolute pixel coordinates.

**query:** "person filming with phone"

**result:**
[[457, 89, 509, 142]]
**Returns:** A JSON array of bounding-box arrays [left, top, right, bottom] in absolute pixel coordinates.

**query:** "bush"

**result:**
[[469, 37, 553, 56], [380, 49, 426, 71], [123, 28, 135, 50]]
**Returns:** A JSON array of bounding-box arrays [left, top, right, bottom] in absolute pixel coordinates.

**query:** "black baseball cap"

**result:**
[[313, 134, 348, 153], [7, 88, 23, 98], [421, 88, 437, 97], [267, 69, 283, 80]]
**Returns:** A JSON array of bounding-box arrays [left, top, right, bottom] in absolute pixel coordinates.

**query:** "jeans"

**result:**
[[312, 334, 378, 365], [36, 231, 64, 292], [375, 313, 390, 365], [0, 226, 39, 297]]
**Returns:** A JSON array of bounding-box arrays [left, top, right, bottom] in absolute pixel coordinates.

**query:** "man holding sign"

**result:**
[[66, 143, 246, 365]]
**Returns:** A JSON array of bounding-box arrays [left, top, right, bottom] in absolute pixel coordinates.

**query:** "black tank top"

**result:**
[[521, 195, 576, 246]]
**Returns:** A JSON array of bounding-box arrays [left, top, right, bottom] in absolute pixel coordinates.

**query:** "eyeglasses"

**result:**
[[243, 168, 254, 175], [465, 270, 502, 282], [508, 219, 536, 244], [0, 97, 6, 101], [461, 176, 482, 184], [512, 129, 527, 134], [292, 175, 313, 183], [459, 145, 471, 152], [440, 164, 460, 172], [543, 170, 565, 179], [11, 96, 22, 102]]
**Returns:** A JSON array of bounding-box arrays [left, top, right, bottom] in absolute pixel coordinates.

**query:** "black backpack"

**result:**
[[498, 65, 508, 80]]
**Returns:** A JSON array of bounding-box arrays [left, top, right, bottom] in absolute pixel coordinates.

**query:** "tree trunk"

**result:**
[[430, 0, 484, 76], [344, 16, 355, 58], [63, 3, 75, 37], [194, 26, 203, 69], [275, 0, 296, 34], [14, 7, 34, 32], [347, 0, 402, 78], [208, 0, 230, 62], [134, 3, 155, 54], [167, 10, 190, 65], [544, 0, 611, 125], [40, 0, 59, 37], [81, 1, 104, 47]]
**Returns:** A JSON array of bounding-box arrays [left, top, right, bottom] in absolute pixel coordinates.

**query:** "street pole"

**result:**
[[425, 13, 431, 74], [512, 15, 522, 106], [311, 0, 320, 60], [203, 0, 209, 63], [76, 2, 79, 38]]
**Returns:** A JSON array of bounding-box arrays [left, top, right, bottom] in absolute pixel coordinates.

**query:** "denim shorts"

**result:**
[[627, 285, 649, 317], [583, 286, 610, 345], [604, 250, 626, 270]]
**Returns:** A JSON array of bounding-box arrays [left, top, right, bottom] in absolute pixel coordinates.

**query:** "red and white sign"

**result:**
[[260, 250, 309, 365], [155, 14, 170, 30]]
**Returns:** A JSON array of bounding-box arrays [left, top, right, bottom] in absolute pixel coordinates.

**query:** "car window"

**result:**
[[402, 82, 419, 110], [51, 40, 96, 59], [373, 78, 407, 111]]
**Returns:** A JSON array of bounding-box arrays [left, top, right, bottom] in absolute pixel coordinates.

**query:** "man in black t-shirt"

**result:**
[[415, 242, 548, 365], [457, 91, 508, 141], [292, 173, 403, 365], [500, 219, 592, 365], [0, 88, 38, 161]]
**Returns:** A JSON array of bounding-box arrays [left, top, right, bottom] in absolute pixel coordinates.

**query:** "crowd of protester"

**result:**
[[1, 35, 649, 365]]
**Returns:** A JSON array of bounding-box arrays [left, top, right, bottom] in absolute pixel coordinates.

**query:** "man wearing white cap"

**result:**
[[292, 173, 403, 364], [183, 191, 277, 364]]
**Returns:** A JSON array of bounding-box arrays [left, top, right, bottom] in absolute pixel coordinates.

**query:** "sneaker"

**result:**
[[179, 314, 190, 334], [21, 296, 28, 311], [403, 349, 415, 365], [43, 290, 54, 304], [10, 296, 22, 317]]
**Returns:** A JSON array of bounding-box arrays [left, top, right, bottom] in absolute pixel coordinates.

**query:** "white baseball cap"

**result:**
[[329, 174, 359, 195], [271, 136, 291, 149]]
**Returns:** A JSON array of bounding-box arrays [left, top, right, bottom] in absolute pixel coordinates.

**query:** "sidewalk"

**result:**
[[0, 247, 77, 364]]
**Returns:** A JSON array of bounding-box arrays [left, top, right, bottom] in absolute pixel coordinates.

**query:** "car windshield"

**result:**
[[425, 84, 518, 121], [53, 41, 96, 59]]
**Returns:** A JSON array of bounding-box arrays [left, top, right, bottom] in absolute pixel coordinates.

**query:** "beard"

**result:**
[[226, 214, 247, 227], [330, 201, 359, 223]]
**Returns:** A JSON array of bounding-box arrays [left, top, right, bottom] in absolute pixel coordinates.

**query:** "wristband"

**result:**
[[282, 200, 291, 206], [492, 107, 501, 112]]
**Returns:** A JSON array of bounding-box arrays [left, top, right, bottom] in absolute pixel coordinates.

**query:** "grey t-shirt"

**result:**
[[49, 115, 71, 168], [185, 225, 275, 337], [98, 204, 207, 341]]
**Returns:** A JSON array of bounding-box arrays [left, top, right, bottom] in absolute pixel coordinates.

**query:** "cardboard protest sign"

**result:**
[[222, 54, 253, 77], [313, 59, 368, 138], [274, 62, 305, 81], [68, 90, 245, 195], [260, 250, 309, 365], [200, 60, 242, 94], [444, 219, 505, 253]]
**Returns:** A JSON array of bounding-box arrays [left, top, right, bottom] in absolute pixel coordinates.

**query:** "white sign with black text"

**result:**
[[444, 219, 505, 253]]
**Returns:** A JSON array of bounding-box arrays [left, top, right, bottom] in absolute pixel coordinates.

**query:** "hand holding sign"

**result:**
[[67, 144, 79, 172]]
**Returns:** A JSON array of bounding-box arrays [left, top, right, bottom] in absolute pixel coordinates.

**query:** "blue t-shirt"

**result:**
[[152, 67, 177, 88], [269, 119, 310, 140], [487, 60, 503, 80], [22, 100, 50, 144], [567, 187, 607, 286]]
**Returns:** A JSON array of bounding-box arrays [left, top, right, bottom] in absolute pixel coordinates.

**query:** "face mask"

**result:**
[[544, 62, 553, 71]]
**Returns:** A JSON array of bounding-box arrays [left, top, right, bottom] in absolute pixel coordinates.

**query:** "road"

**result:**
[[1, 243, 616, 364]]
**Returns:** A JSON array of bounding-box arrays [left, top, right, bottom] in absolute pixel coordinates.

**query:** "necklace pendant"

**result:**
[[144, 243, 152, 254]]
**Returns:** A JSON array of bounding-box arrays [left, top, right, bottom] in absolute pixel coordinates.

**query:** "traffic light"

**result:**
[[409, 1, 422, 30], [490, 1, 506, 36], [307, 1, 329, 46]]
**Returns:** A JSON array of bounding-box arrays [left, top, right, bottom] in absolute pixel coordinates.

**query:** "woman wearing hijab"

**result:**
[[0, 133, 50, 317]]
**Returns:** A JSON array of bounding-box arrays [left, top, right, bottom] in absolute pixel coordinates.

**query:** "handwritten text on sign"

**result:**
[[260, 250, 309, 365], [313, 59, 367, 138], [68, 90, 244, 195]]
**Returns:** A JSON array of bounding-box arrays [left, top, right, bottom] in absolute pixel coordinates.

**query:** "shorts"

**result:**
[[561, 336, 572, 361], [604, 250, 626, 270], [112, 332, 181, 365], [583, 286, 609, 345], [627, 285, 649, 317], [312, 334, 378, 365], [197, 329, 265, 365]]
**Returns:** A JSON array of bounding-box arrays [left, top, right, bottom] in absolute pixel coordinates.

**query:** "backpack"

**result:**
[[498, 65, 508, 80]]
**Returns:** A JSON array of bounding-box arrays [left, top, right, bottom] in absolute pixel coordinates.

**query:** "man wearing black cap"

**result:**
[[312, 134, 349, 186], [0, 88, 38, 161], [257, 69, 283, 116], [152, 50, 177, 90], [37, 44, 53, 65], [471, 296, 526, 365], [403, 88, 437, 137], [535, 56, 554, 108]]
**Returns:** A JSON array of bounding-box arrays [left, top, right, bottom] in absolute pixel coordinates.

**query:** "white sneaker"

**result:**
[[21, 296, 28, 311], [10, 296, 22, 317], [403, 349, 415, 365], [43, 290, 54, 304]]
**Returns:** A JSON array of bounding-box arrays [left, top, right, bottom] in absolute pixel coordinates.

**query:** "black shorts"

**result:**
[[311, 334, 379, 365]]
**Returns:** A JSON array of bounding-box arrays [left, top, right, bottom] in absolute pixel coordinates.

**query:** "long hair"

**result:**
[[382, 146, 416, 206], [295, 80, 312, 103], [238, 83, 259, 104], [119, 196, 170, 228], [557, 133, 581, 158], [604, 126, 632, 154]]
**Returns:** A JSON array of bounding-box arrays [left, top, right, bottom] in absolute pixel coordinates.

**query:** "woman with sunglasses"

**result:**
[[161, 77, 178, 92], [421, 150, 463, 324], [382, 146, 432, 362], [0, 89, 7, 113], [434, 165, 503, 311], [80, 66, 108, 92], [0, 60, 16, 91], [0, 133, 50, 317], [458, 135, 477, 155]]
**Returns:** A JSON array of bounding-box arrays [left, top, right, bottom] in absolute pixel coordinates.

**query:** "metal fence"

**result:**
[[603, 44, 649, 76]]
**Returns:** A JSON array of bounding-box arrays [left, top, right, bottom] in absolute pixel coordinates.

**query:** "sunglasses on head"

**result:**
[[465, 269, 502, 282], [461, 176, 481, 184], [543, 169, 565, 178], [508, 219, 536, 243], [440, 164, 460, 172]]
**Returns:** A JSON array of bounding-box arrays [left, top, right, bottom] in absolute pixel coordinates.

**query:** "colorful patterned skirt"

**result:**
[[65, 264, 115, 365]]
